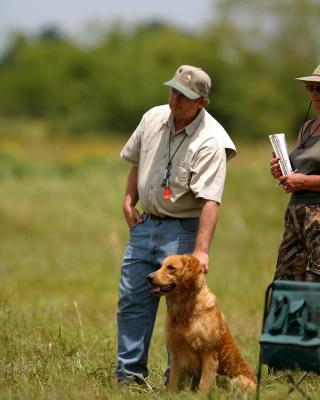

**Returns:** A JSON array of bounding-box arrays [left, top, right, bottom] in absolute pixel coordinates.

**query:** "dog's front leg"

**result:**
[[168, 353, 182, 392], [198, 353, 218, 393]]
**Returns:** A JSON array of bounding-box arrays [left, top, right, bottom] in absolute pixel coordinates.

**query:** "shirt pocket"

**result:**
[[141, 128, 162, 152], [171, 161, 190, 189]]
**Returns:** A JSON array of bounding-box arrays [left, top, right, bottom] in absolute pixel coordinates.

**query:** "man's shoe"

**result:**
[[117, 373, 153, 390]]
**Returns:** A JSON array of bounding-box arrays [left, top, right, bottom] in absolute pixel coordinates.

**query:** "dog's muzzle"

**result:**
[[147, 273, 176, 295]]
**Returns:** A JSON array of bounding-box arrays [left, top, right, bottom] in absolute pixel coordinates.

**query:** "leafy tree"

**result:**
[[0, 0, 319, 139]]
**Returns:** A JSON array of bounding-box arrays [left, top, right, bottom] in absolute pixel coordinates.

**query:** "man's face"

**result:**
[[168, 88, 206, 121]]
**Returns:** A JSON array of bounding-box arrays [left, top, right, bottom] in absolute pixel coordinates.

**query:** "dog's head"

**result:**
[[147, 254, 203, 296]]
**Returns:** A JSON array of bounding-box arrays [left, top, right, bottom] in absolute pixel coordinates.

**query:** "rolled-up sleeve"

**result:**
[[190, 145, 226, 203], [120, 115, 146, 166]]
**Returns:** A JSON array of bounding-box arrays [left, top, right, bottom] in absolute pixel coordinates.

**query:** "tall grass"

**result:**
[[0, 129, 318, 399]]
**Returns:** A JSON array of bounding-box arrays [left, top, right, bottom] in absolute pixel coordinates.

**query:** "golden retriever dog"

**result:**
[[147, 254, 256, 393]]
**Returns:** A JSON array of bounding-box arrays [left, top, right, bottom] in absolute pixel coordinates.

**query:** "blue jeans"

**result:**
[[116, 215, 199, 380]]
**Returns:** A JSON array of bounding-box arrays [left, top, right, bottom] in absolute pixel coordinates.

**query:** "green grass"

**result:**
[[0, 129, 319, 399]]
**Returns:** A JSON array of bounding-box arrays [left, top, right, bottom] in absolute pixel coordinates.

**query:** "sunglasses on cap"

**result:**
[[305, 84, 320, 93]]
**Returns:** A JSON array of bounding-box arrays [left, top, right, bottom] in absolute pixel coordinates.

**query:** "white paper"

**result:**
[[269, 133, 293, 175]]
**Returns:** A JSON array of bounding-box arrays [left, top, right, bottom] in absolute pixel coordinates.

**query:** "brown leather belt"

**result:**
[[143, 213, 169, 220], [143, 213, 197, 221]]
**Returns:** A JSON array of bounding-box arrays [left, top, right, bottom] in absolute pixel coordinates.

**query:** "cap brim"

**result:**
[[164, 79, 200, 100], [296, 76, 320, 83]]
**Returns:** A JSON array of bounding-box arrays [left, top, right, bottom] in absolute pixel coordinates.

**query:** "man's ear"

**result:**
[[181, 254, 202, 285], [197, 97, 207, 109]]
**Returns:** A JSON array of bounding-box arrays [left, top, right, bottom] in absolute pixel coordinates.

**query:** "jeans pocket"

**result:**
[[175, 218, 199, 233], [129, 223, 140, 232], [129, 218, 146, 232]]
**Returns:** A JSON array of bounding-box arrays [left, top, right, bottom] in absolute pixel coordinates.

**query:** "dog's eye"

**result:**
[[167, 265, 175, 271]]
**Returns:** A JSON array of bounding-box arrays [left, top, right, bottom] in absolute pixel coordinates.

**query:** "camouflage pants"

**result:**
[[275, 204, 320, 282]]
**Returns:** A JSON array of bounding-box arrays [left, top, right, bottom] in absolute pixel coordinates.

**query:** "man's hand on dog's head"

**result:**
[[192, 250, 209, 274]]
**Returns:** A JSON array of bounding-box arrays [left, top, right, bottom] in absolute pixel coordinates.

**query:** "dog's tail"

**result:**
[[218, 325, 257, 391]]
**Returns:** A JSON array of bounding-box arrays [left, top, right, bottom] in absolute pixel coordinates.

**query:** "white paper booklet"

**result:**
[[269, 133, 293, 175]]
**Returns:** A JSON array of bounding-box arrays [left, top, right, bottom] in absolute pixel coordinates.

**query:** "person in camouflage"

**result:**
[[275, 205, 320, 281], [270, 64, 320, 282]]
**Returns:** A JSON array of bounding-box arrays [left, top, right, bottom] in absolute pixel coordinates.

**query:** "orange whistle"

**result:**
[[163, 187, 171, 200]]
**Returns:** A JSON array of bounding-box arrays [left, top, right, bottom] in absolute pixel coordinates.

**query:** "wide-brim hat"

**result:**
[[296, 65, 320, 83], [164, 65, 211, 99]]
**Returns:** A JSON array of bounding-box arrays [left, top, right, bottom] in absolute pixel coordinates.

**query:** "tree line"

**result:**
[[0, 0, 319, 140]]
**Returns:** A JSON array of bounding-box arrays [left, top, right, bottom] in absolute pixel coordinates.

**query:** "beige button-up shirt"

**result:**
[[120, 105, 236, 218]]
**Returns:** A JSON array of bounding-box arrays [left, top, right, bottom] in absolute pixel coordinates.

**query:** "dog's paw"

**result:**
[[230, 375, 257, 392]]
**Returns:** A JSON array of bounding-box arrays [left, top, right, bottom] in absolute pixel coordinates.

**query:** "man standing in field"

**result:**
[[116, 65, 236, 385]]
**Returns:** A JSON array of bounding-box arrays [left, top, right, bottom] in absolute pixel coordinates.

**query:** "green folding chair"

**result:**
[[256, 280, 320, 400]]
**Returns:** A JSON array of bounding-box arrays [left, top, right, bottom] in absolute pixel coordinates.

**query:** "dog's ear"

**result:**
[[181, 254, 202, 286]]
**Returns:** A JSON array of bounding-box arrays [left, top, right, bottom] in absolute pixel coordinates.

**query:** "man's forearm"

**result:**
[[194, 200, 220, 252], [123, 166, 143, 227], [193, 200, 220, 273]]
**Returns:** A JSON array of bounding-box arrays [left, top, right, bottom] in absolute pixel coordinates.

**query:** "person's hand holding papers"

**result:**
[[270, 154, 282, 179], [269, 134, 302, 192], [270, 153, 302, 192], [278, 171, 307, 193]]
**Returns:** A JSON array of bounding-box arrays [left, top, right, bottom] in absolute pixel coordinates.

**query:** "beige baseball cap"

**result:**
[[296, 65, 320, 83], [164, 65, 211, 99]]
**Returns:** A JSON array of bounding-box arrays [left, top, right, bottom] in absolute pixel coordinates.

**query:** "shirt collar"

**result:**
[[183, 109, 204, 136], [163, 108, 205, 137]]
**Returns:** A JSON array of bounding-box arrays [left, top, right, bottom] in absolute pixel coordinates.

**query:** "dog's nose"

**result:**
[[147, 273, 154, 283]]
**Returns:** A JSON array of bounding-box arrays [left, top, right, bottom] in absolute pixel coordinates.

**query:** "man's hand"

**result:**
[[192, 250, 209, 274], [123, 205, 143, 228]]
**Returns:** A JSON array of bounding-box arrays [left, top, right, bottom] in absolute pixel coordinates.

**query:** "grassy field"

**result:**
[[0, 121, 319, 399]]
